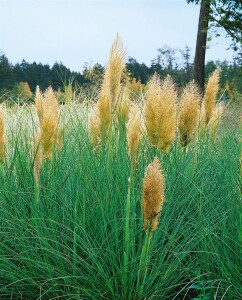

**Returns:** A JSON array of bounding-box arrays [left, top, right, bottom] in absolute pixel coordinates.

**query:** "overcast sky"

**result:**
[[0, 0, 235, 72]]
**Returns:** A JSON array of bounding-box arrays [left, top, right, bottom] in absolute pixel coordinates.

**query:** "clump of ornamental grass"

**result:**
[[0, 104, 5, 162], [89, 34, 126, 145], [35, 86, 60, 160], [141, 156, 165, 231], [208, 101, 225, 139], [178, 81, 201, 147], [145, 74, 177, 153], [126, 103, 142, 166], [203, 69, 220, 124]]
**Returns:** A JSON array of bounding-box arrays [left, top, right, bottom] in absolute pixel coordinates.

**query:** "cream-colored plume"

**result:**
[[204, 69, 220, 124], [35, 86, 60, 160], [141, 157, 165, 231], [145, 74, 177, 153], [127, 104, 142, 164], [178, 81, 201, 146]]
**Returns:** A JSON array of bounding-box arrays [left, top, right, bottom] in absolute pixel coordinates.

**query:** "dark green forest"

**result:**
[[0, 45, 241, 102]]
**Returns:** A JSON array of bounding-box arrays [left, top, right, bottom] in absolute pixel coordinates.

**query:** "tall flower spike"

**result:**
[[127, 104, 142, 165], [106, 33, 126, 111], [89, 34, 126, 144], [204, 69, 220, 124], [178, 81, 201, 146], [0, 104, 5, 162], [35, 86, 60, 160], [141, 157, 165, 231], [145, 74, 177, 153]]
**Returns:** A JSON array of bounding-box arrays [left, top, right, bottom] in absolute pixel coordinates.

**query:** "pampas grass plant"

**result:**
[[0, 37, 240, 300]]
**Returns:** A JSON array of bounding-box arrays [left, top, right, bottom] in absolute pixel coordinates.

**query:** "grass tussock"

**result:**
[[0, 36, 240, 300]]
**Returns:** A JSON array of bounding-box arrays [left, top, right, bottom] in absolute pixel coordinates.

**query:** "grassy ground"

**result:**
[[0, 101, 241, 299]]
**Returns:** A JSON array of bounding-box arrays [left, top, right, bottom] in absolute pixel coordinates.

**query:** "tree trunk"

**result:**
[[193, 0, 211, 93]]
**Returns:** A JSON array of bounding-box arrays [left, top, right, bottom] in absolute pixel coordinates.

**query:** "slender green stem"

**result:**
[[137, 226, 153, 298]]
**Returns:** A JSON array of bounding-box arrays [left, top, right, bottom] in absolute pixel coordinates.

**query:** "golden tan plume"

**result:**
[[178, 81, 201, 146], [127, 104, 142, 164], [204, 69, 220, 124], [141, 157, 165, 231], [35, 86, 60, 160], [145, 74, 177, 153]]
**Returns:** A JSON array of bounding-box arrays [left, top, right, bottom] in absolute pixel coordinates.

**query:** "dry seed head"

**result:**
[[0, 104, 5, 162], [142, 157, 165, 231], [35, 86, 60, 160], [178, 81, 201, 146], [145, 74, 177, 153], [34, 131, 43, 183], [127, 104, 142, 164], [105, 34, 126, 111], [204, 69, 220, 124], [208, 102, 225, 139]]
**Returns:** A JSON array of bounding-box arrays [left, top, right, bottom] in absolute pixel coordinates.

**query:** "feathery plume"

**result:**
[[88, 34, 126, 144], [127, 104, 142, 164], [35, 86, 60, 160], [141, 157, 165, 231], [106, 34, 126, 111], [34, 131, 42, 183], [0, 104, 5, 162], [145, 74, 177, 153], [204, 69, 220, 124], [208, 101, 225, 139], [178, 81, 201, 146]]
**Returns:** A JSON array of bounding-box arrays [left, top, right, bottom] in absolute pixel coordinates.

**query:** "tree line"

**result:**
[[0, 45, 241, 101]]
